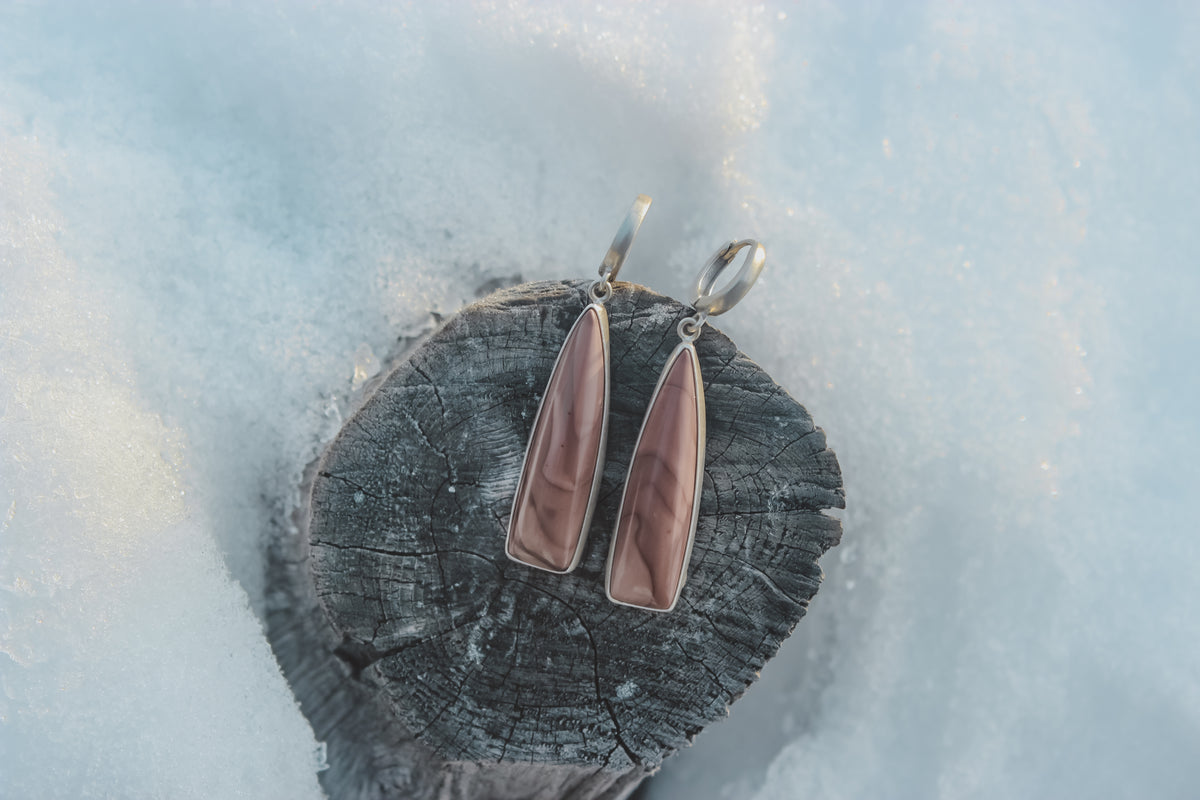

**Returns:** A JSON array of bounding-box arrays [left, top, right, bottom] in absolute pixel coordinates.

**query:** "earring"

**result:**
[[605, 239, 766, 611], [507, 195, 653, 573]]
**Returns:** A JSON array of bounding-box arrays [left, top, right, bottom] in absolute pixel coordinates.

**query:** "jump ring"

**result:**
[[588, 278, 614, 303], [677, 311, 708, 342]]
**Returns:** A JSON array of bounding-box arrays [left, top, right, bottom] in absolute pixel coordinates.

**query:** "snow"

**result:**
[[2, 2, 1197, 798], [0, 125, 327, 798]]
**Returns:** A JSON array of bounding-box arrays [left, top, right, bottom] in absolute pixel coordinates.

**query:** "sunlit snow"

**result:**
[[1, 2, 1196, 798]]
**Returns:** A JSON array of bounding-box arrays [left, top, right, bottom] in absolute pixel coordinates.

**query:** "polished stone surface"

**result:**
[[508, 304, 607, 571], [609, 346, 702, 610]]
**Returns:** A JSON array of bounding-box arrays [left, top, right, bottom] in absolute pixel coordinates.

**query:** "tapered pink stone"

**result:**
[[507, 305, 608, 572], [608, 346, 703, 611]]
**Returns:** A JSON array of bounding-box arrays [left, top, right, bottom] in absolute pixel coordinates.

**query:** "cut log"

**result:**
[[266, 279, 844, 800]]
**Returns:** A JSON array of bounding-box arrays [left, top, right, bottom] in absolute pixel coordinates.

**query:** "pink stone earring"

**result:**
[[606, 239, 766, 611], [506, 195, 652, 573]]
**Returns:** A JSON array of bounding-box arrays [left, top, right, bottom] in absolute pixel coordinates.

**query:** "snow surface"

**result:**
[[1, 2, 1197, 798]]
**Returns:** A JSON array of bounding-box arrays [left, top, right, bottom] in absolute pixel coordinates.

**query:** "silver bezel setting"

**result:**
[[605, 340, 706, 612], [506, 301, 610, 574]]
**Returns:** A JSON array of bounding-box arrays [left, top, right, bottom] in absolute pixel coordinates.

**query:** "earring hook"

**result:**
[[598, 194, 652, 284], [692, 239, 766, 316]]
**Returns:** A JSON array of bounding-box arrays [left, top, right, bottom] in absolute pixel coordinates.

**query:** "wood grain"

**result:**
[[267, 279, 844, 799]]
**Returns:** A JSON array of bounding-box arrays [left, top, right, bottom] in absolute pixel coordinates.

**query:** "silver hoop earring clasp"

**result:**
[[692, 239, 766, 316], [598, 194, 652, 284]]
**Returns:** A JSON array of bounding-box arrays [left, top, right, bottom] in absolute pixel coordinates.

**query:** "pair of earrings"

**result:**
[[506, 195, 765, 613]]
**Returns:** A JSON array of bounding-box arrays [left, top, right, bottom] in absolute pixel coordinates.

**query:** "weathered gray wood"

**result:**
[[267, 279, 844, 800]]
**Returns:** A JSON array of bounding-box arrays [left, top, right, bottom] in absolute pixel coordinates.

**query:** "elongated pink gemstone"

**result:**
[[608, 345, 704, 611], [508, 305, 609, 572]]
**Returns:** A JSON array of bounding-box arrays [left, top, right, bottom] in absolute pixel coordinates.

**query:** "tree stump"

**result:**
[[266, 280, 844, 800]]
